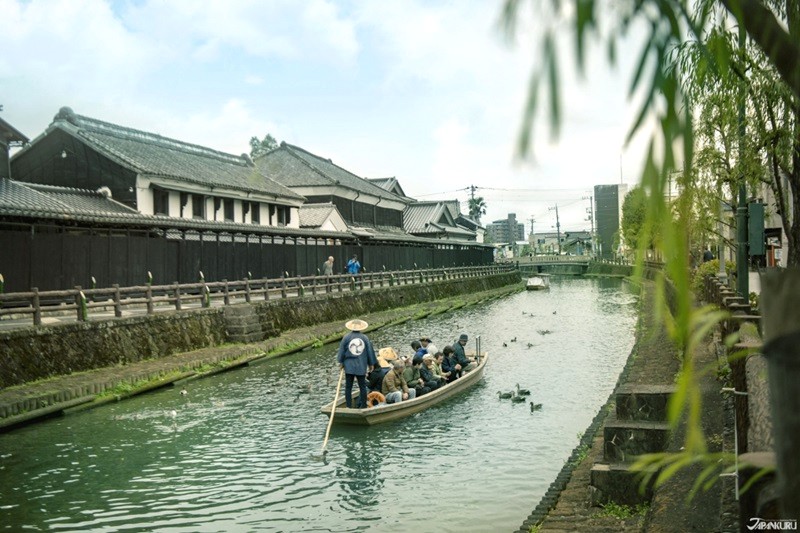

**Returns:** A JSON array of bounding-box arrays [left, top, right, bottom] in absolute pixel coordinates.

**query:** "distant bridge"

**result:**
[[515, 255, 592, 275]]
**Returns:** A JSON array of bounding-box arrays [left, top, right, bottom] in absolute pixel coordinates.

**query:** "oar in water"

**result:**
[[314, 368, 344, 461]]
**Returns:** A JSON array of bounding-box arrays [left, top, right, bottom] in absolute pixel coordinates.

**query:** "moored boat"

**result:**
[[320, 352, 489, 425], [526, 274, 550, 291]]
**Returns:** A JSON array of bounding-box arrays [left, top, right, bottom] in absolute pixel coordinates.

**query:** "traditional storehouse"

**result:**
[[403, 201, 477, 241], [11, 107, 305, 228], [255, 143, 410, 229]]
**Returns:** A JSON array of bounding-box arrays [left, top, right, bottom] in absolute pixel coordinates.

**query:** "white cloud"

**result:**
[[120, 0, 358, 64]]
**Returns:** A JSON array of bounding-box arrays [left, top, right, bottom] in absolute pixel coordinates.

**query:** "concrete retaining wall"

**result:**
[[0, 271, 520, 388]]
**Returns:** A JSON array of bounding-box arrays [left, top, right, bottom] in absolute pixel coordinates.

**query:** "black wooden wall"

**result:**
[[0, 223, 491, 292]]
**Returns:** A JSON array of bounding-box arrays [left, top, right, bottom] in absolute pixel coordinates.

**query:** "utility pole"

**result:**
[[549, 204, 561, 255], [583, 195, 594, 257]]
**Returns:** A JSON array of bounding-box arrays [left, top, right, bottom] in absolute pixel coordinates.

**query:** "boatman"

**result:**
[[452, 333, 477, 372], [337, 318, 378, 409]]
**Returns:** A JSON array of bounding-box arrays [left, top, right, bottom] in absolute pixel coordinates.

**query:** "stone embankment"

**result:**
[[516, 268, 773, 533], [0, 275, 521, 432]]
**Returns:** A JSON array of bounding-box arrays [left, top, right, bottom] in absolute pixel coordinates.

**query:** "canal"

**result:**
[[0, 277, 639, 532]]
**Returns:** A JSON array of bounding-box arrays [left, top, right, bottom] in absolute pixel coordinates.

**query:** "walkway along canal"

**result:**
[[0, 276, 639, 532]]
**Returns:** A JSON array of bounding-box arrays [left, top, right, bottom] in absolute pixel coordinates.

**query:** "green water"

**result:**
[[0, 277, 639, 532]]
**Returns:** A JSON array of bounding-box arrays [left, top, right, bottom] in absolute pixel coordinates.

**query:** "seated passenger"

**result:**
[[410, 340, 428, 360], [431, 352, 451, 383], [382, 360, 416, 404], [441, 345, 462, 381], [419, 354, 443, 390], [420, 336, 438, 356], [368, 348, 394, 392], [403, 356, 431, 397]]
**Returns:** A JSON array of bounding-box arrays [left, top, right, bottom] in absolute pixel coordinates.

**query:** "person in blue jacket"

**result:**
[[337, 318, 377, 408], [346, 254, 362, 275]]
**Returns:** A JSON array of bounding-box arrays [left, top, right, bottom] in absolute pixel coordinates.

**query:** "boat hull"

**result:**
[[320, 353, 488, 425]]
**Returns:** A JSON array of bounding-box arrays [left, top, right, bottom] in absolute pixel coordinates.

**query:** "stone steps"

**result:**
[[223, 304, 264, 343], [590, 385, 673, 505], [603, 416, 671, 462]]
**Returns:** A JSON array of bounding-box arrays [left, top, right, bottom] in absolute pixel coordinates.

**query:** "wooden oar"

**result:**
[[320, 368, 344, 458]]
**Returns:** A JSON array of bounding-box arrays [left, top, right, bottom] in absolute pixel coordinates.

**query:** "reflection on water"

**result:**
[[0, 277, 638, 532]]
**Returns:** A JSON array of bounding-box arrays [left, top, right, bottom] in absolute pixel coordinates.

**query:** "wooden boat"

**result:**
[[526, 274, 550, 291], [320, 352, 489, 426]]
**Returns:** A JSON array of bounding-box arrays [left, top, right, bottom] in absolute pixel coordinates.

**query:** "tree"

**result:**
[[502, 0, 800, 511], [621, 186, 649, 255], [468, 196, 487, 222], [249, 133, 278, 159]]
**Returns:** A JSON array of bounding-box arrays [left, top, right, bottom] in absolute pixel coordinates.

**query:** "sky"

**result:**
[[1, 0, 651, 236]]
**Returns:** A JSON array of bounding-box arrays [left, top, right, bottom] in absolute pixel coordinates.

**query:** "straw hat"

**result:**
[[378, 347, 398, 361], [345, 319, 369, 331], [376, 356, 391, 369]]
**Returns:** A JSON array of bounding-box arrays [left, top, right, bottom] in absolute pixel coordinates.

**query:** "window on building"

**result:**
[[179, 192, 189, 217], [242, 201, 250, 223], [192, 195, 205, 219], [153, 188, 169, 216], [276, 205, 291, 226], [213, 197, 221, 220], [224, 198, 234, 221], [251, 202, 260, 224]]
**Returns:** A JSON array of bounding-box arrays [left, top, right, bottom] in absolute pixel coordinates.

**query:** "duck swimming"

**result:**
[[516, 383, 531, 396], [498, 391, 513, 399], [530, 402, 543, 412], [511, 394, 527, 403]]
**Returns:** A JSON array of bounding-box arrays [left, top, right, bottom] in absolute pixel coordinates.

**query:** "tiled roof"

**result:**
[[0, 179, 137, 217], [366, 176, 410, 199], [255, 143, 409, 203], [299, 203, 337, 228], [0, 116, 29, 144], [26, 183, 137, 215], [38, 107, 304, 201], [404, 201, 476, 238], [0, 179, 346, 239]]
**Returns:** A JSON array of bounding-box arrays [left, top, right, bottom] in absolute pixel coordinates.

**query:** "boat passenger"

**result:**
[[403, 356, 431, 397], [419, 354, 443, 390], [452, 333, 477, 372], [441, 346, 462, 381], [337, 319, 378, 409], [382, 360, 416, 404], [431, 352, 451, 383], [368, 347, 396, 391], [420, 336, 439, 356], [410, 340, 427, 359]]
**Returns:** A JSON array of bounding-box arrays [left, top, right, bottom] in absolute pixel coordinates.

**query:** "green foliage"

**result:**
[[249, 133, 278, 158], [621, 186, 650, 253], [595, 502, 649, 520], [500, 0, 796, 504], [468, 196, 487, 221], [690, 259, 734, 295], [748, 291, 759, 312]]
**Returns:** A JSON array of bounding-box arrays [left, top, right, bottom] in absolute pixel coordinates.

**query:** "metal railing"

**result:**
[[0, 264, 514, 326]]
